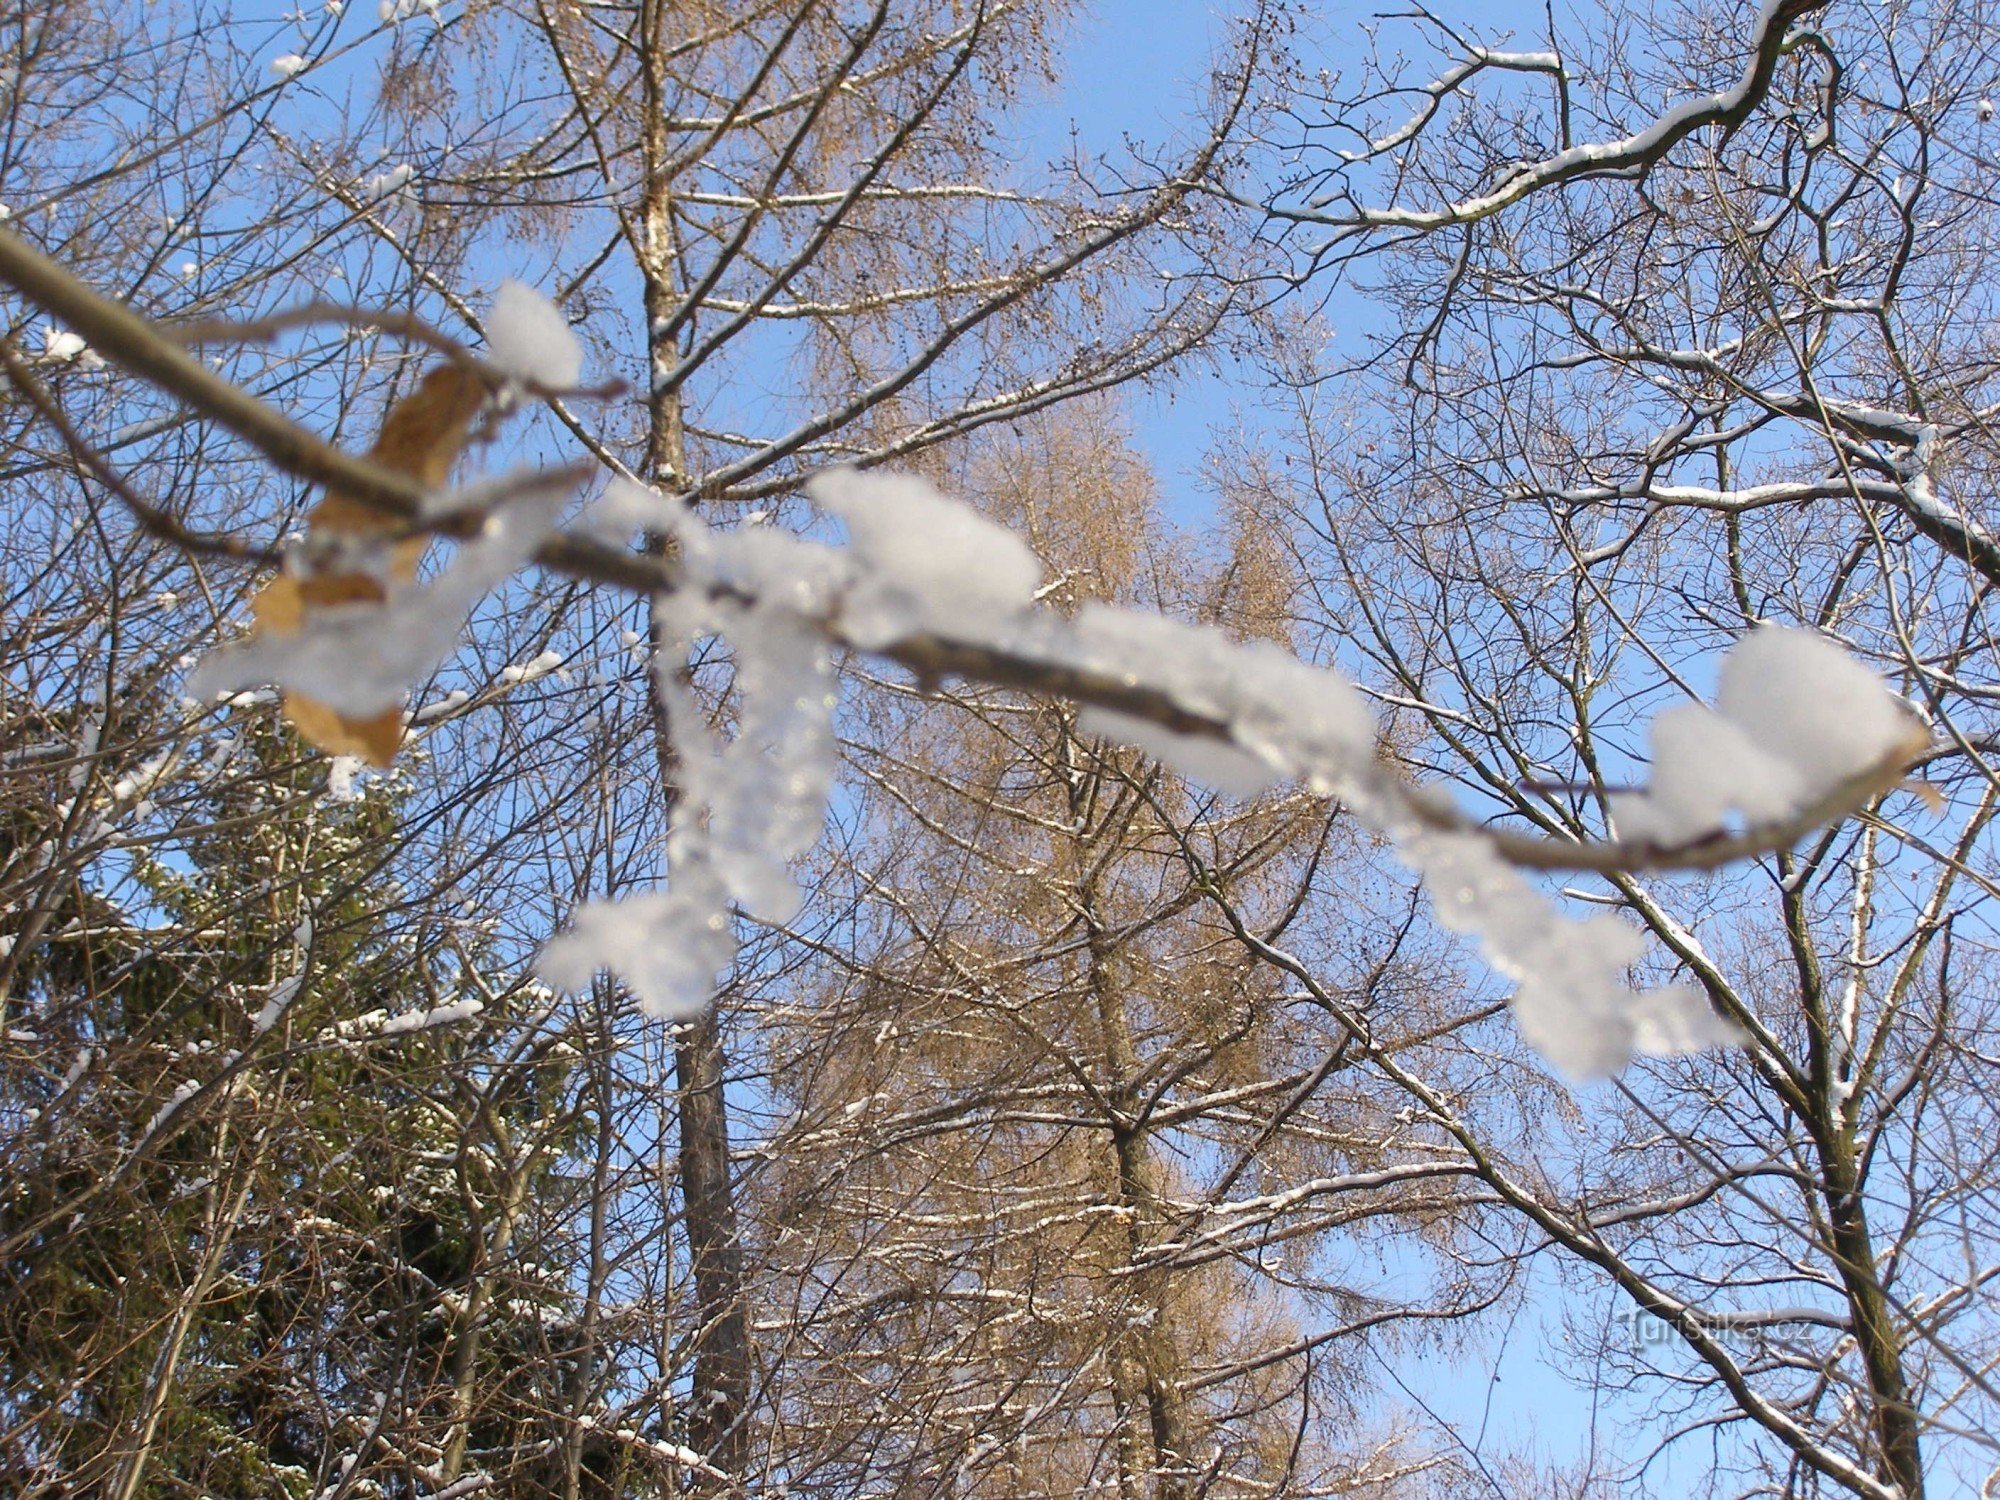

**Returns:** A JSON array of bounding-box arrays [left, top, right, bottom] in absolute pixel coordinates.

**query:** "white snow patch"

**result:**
[[498, 649, 564, 685], [485, 280, 583, 388], [361, 163, 415, 201], [375, 998, 483, 1035], [142, 1077, 204, 1140], [1079, 706, 1276, 796], [1407, 828, 1742, 1080], [42, 327, 102, 369], [1612, 627, 1921, 847], [1608, 705, 1802, 845], [412, 688, 470, 723], [1065, 604, 1375, 798], [253, 974, 305, 1035], [189, 481, 566, 721], [811, 467, 1041, 649], [110, 747, 181, 807], [541, 484, 841, 1016], [60, 1045, 97, 1094], [1717, 627, 1919, 790], [325, 755, 367, 802], [540, 887, 735, 1020]]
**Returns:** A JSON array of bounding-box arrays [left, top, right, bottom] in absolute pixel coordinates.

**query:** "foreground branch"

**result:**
[[0, 225, 1928, 1081]]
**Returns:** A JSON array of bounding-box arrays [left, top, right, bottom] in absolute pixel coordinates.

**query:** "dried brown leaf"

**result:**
[[249, 363, 489, 766]]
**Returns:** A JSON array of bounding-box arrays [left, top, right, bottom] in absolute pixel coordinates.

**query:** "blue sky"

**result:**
[[1055, 0, 1257, 521]]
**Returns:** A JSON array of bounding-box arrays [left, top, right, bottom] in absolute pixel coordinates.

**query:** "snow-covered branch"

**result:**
[[0, 206, 1928, 1082], [1268, 0, 1826, 235], [530, 466, 1922, 1080]]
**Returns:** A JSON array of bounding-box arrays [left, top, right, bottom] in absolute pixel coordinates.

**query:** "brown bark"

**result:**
[[1072, 747, 1195, 1500], [638, 29, 752, 1473]]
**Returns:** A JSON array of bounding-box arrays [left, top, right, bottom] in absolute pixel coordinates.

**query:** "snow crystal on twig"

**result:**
[[412, 688, 470, 723], [253, 974, 306, 1036], [252, 913, 314, 1034], [1717, 627, 1920, 787], [539, 886, 734, 1020]]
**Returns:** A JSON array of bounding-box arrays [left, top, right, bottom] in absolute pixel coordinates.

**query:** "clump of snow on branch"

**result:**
[[1609, 628, 1925, 847], [812, 467, 1043, 648], [250, 913, 314, 1036], [42, 326, 102, 369], [484, 280, 583, 389], [369, 997, 483, 1037], [346, 466, 1905, 1079], [1052, 581, 1735, 1078], [1082, 699, 1276, 797], [360, 163, 415, 204], [498, 649, 564, 686], [1719, 629, 1921, 785], [1071, 607, 1374, 798], [1403, 828, 1741, 1079], [270, 54, 307, 79], [325, 754, 368, 803], [188, 481, 565, 718], [539, 481, 841, 1016]]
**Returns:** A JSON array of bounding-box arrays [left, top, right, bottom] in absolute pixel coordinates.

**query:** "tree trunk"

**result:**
[[638, 57, 751, 1475], [1070, 742, 1194, 1500]]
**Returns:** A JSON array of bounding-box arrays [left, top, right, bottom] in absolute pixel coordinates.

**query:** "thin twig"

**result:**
[[0, 339, 282, 564]]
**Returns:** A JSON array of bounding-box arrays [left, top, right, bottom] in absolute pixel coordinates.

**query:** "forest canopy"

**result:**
[[1, 0, 1995, 1495]]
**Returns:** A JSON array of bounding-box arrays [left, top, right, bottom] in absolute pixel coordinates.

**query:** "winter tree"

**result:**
[[2, 0, 1991, 1495]]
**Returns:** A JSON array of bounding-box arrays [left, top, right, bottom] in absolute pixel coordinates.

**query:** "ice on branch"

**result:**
[[188, 483, 564, 723], [484, 280, 583, 389], [539, 482, 839, 1017], [533, 471, 1919, 1078], [1609, 627, 1926, 848]]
